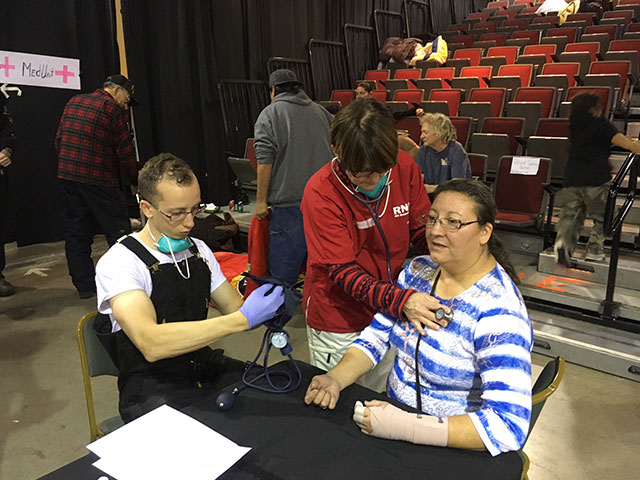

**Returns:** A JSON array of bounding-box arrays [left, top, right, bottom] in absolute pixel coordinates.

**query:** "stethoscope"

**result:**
[[414, 270, 452, 412], [331, 158, 394, 283]]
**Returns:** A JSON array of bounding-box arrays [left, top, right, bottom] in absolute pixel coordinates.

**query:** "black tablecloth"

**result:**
[[40, 360, 522, 480]]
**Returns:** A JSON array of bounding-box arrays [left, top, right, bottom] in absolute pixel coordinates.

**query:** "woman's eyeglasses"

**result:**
[[420, 214, 479, 231]]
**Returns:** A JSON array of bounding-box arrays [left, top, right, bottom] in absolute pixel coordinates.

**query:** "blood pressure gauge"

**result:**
[[271, 331, 289, 349]]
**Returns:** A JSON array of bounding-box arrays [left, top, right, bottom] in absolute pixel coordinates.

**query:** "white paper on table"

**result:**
[[88, 404, 251, 480], [510, 156, 540, 176]]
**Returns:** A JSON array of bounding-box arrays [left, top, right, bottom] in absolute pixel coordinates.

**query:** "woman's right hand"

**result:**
[[304, 374, 341, 410], [402, 292, 451, 335]]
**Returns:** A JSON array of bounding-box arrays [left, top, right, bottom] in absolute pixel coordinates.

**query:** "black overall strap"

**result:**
[[119, 235, 161, 271]]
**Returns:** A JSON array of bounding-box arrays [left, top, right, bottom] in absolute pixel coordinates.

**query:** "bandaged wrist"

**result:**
[[369, 404, 448, 447]]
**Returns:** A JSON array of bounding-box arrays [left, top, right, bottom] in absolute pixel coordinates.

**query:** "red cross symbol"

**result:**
[[55, 65, 75, 83], [0, 56, 15, 77]]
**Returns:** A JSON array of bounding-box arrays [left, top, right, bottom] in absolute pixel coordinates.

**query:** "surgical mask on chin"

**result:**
[[154, 234, 193, 254], [148, 228, 193, 280], [356, 174, 388, 198]]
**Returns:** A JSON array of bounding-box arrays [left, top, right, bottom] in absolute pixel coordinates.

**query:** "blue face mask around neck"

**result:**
[[355, 173, 389, 199], [154, 234, 193, 254]]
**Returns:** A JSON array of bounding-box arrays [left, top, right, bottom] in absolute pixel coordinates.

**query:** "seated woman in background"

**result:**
[[305, 179, 533, 456], [417, 113, 471, 198]]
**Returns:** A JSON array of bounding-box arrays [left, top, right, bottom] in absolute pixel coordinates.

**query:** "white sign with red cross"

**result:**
[[0, 50, 80, 90]]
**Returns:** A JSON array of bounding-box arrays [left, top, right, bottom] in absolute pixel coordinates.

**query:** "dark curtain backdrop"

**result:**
[[0, 1, 117, 246], [3, 0, 469, 245], [121, 0, 231, 203]]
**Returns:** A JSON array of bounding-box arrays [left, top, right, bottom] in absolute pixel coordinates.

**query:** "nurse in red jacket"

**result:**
[[301, 98, 450, 391]]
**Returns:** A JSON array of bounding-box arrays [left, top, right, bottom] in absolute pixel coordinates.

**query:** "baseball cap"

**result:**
[[268, 69, 303, 88], [106, 74, 138, 107]]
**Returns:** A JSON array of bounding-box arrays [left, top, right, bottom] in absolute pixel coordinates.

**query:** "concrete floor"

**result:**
[[1, 237, 639, 479]]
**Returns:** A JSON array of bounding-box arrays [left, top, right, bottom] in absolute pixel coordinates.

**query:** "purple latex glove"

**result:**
[[239, 283, 285, 328]]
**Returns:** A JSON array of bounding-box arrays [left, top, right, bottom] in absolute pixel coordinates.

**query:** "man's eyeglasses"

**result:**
[[420, 214, 479, 231], [154, 203, 207, 223]]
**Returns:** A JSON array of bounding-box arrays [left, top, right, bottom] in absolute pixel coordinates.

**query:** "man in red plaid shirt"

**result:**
[[55, 74, 139, 298]]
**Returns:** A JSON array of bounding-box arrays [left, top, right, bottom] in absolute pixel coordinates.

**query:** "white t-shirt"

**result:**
[[96, 232, 226, 333]]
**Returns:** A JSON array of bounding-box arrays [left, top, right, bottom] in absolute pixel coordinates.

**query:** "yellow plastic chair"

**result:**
[[520, 356, 566, 480], [77, 311, 124, 442]]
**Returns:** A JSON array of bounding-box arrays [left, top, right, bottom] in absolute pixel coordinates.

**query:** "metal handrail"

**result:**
[[603, 151, 638, 237], [600, 149, 639, 321]]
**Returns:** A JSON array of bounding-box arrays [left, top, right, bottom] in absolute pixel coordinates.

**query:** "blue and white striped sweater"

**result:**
[[352, 255, 533, 456]]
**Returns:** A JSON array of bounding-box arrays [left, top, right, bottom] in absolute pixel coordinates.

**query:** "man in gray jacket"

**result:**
[[254, 69, 332, 285]]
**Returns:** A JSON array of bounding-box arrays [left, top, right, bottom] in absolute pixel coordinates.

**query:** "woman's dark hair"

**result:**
[[331, 97, 398, 174], [433, 179, 520, 285], [138, 152, 195, 205], [569, 92, 600, 137], [274, 82, 300, 96]]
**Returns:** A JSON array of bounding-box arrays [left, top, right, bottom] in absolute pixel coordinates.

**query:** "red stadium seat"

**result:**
[[512, 30, 541, 45], [495, 9, 517, 20], [395, 69, 421, 81], [536, 118, 569, 137], [245, 138, 257, 170], [532, 16, 560, 28], [450, 116, 473, 148], [496, 64, 534, 88], [468, 153, 488, 182], [460, 66, 493, 88], [487, 46, 519, 64], [546, 27, 578, 44], [469, 12, 491, 22], [426, 67, 456, 88], [466, 87, 507, 117], [476, 22, 498, 34], [451, 35, 475, 49], [370, 90, 388, 101], [365, 70, 390, 90], [565, 86, 613, 118], [603, 10, 633, 27], [608, 40, 640, 64], [566, 13, 596, 26], [564, 42, 600, 63], [513, 86, 557, 117], [584, 25, 617, 42], [494, 156, 552, 229], [330, 90, 355, 107], [503, 19, 528, 31], [523, 44, 557, 63], [454, 48, 484, 67], [589, 60, 632, 102], [394, 89, 424, 104], [481, 117, 525, 155], [429, 89, 464, 116], [480, 33, 508, 47], [541, 62, 581, 88], [395, 117, 421, 144]]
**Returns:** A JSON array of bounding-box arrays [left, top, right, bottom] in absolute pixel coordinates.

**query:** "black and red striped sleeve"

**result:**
[[327, 261, 415, 319]]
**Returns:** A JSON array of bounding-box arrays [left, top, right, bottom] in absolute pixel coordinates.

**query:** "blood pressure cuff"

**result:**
[[242, 272, 302, 330]]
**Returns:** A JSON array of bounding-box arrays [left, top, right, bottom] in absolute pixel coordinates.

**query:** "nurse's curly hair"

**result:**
[[331, 98, 398, 174], [138, 153, 195, 204]]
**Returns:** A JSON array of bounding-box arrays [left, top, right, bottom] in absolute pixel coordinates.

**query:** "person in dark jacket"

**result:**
[[554, 92, 640, 264], [0, 95, 16, 296]]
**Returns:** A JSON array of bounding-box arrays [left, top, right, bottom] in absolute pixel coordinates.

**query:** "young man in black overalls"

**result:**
[[95, 153, 284, 422]]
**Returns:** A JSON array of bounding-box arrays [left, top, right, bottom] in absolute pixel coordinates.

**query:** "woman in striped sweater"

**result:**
[[304, 178, 532, 455]]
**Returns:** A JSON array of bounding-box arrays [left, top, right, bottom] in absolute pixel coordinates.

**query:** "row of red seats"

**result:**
[[448, 22, 640, 51]]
